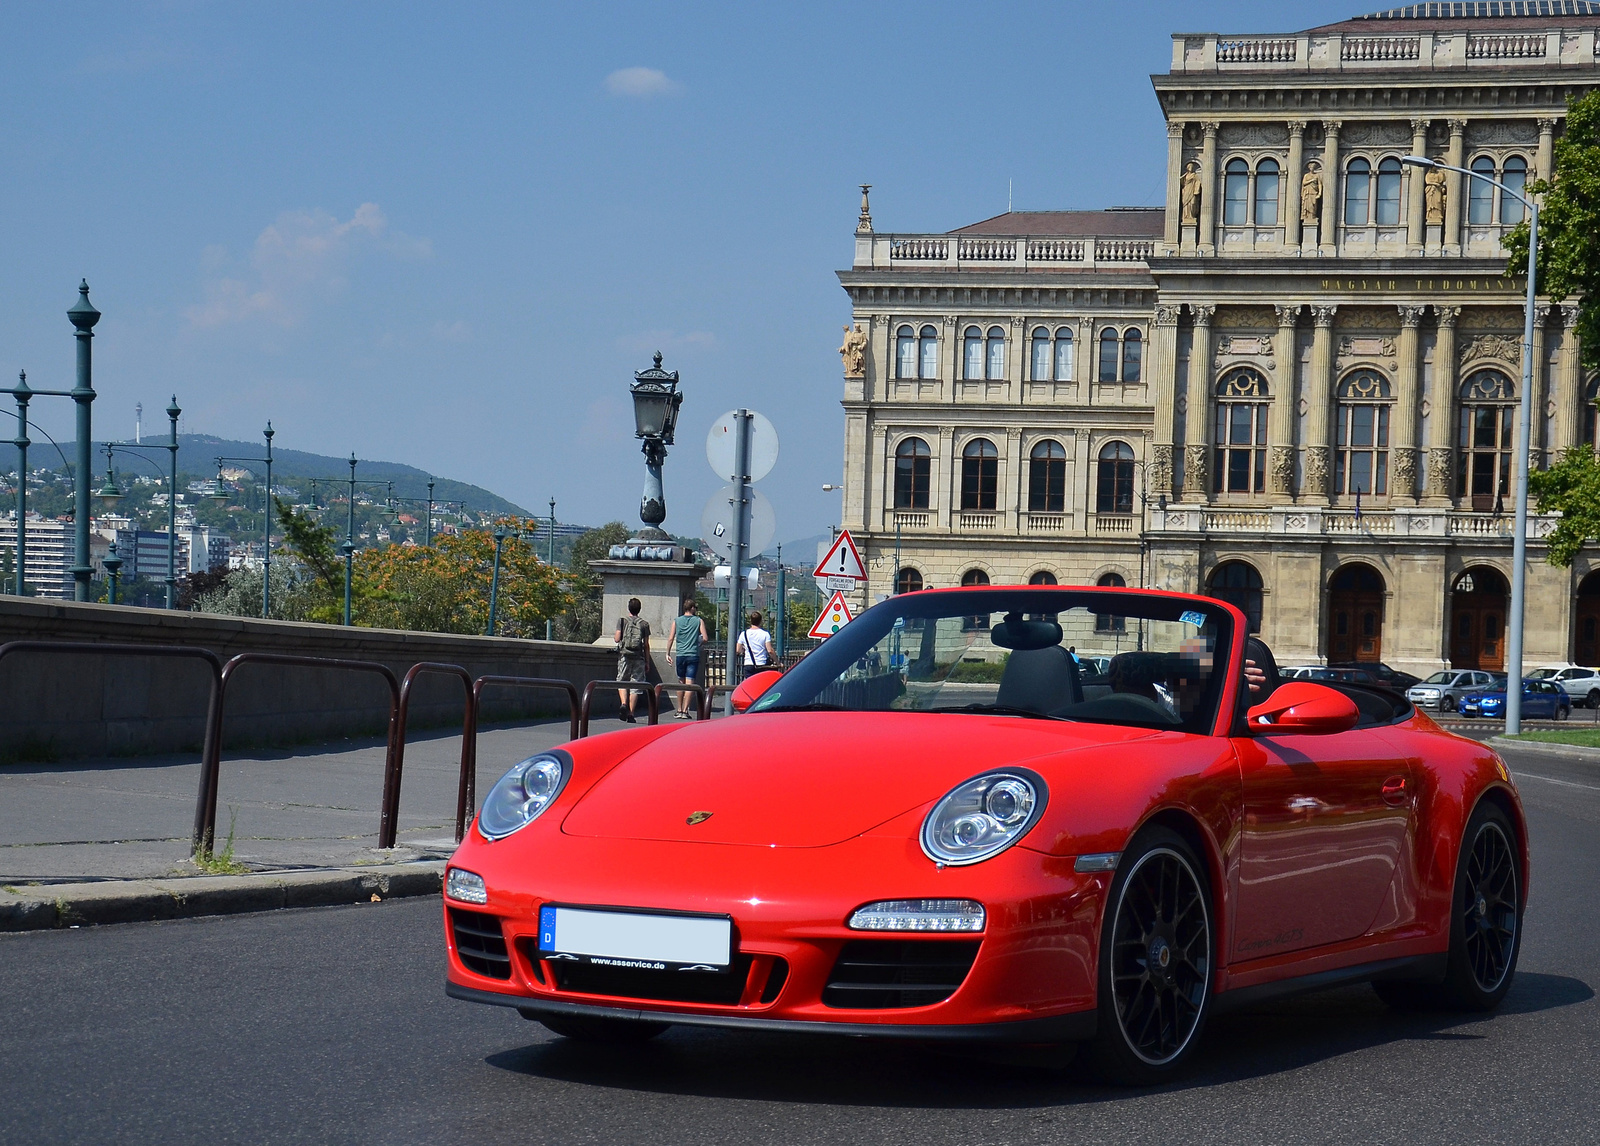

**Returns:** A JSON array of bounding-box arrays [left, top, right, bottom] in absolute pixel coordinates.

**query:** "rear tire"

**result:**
[[1087, 826, 1214, 1085], [1441, 694, 1455, 713], [531, 1012, 669, 1043], [1588, 689, 1599, 710], [1556, 704, 1571, 722]]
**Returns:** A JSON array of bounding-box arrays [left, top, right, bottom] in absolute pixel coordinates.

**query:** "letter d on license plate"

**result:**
[[538, 906, 732, 969]]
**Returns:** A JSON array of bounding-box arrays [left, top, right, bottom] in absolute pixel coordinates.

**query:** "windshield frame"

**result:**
[[750, 586, 1245, 736]]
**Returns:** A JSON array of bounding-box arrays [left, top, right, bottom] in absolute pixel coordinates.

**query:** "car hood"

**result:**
[[560, 711, 1161, 847]]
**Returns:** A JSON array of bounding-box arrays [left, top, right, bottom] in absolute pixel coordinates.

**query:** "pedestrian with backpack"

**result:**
[[613, 597, 651, 723]]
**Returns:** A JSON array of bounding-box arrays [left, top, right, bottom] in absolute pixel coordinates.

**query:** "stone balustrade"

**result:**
[[1169, 28, 1594, 72], [864, 232, 1152, 271], [1152, 505, 1557, 540]]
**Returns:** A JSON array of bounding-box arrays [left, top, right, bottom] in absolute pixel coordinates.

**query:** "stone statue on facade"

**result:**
[[1424, 166, 1447, 225], [1180, 163, 1201, 224], [1300, 163, 1323, 225], [838, 324, 868, 378]]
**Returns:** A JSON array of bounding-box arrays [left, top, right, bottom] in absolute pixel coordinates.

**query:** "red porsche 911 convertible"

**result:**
[[443, 585, 1527, 1083]]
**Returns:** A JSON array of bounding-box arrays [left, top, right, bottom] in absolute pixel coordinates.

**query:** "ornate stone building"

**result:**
[[835, 3, 1600, 674]]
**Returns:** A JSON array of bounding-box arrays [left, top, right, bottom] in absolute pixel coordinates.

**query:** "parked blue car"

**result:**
[[1459, 678, 1572, 720]]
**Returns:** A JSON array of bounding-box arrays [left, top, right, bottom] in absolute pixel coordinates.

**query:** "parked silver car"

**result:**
[[1528, 664, 1600, 708], [1406, 669, 1500, 711]]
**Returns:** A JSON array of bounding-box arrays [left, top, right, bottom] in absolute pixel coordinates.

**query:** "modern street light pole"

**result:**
[[1404, 155, 1538, 733], [487, 525, 508, 636], [10, 371, 30, 595], [103, 542, 122, 604], [100, 398, 183, 607], [546, 497, 556, 642], [67, 281, 100, 602], [305, 454, 390, 626], [212, 422, 276, 617]]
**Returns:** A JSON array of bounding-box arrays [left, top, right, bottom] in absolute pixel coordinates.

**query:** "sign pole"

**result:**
[[723, 409, 751, 714]]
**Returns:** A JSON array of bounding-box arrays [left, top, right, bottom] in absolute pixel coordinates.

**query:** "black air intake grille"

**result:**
[[450, 909, 511, 980], [822, 940, 981, 1009], [547, 955, 755, 1005]]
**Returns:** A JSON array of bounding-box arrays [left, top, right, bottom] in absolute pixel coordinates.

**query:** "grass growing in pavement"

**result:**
[[1507, 729, 1600, 748], [191, 808, 251, 876]]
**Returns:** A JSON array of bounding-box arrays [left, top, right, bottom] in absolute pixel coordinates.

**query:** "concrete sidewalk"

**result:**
[[0, 715, 640, 885]]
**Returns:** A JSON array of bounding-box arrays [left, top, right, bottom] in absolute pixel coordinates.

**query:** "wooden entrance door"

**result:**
[[1450, 569, 1508, 671], [1577, 575, 1600, 664], [1328, 564, 1385, 663]]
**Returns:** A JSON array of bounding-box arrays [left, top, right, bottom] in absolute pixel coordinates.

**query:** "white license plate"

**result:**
[[537, 906, 732, 969]]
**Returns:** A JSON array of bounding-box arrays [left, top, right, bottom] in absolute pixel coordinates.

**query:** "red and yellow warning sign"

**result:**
[[808, 590, 854, 639]]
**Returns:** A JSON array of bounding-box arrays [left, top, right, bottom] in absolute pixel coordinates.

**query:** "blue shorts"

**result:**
[[675, 656, 700, 682]]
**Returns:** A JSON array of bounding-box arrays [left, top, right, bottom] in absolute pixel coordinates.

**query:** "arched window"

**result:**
[[1028, 440, 1067, 513], [1028, 570, 1057, 585], [1098, 327, 1120, 382], [1375, 157, 1403, 225], [1584, 375, 1600, 451], [1501, 156, 1528, 224], [960, 568, 990, 630], [1344, 158, 1372, 226], [918, 325, 939, 379], [1053, 327, 1074, 380], [961, 568, 989, 587], [1336, 370, 1393, 496], [1207, 561, 1264, 634], [1458, 369, 1516, 510], [986, 326, 1006, 380], [1469, 156, 1496, 224], [1095, 571, 1127, 632], [960, 438, 998, 511], [1030, 327, 1051, 381], [1121, 328, 1142, 382], [1213, 367, 1270, 494], [1096, 441, 1136, 514], [1223, 158, 1250, 225], [895, 567, 923, 595], [895, 325, 916, 379], [1254, 158, 1280, 225], [893, 437, 931, 509], [962, 327, 983, 380]]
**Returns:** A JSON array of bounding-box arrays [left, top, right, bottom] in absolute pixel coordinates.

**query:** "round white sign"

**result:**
[[706, 410, 779, 483], [700, 485, 776, 561]]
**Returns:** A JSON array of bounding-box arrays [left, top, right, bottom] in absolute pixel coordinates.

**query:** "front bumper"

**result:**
[[442, 827, 1106, 1037]]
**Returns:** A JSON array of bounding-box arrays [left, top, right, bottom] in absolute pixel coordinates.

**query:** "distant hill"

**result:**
[[70, 434, 531, 518]]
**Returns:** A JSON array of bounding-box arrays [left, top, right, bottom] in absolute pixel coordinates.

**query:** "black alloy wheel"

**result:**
[[1588, 689, 1599, 709], [1458, 812, 1520, 998], [1089, 827, 1213, 1084]]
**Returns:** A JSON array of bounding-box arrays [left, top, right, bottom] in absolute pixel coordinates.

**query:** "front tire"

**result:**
[[1555, 703, 1571, 722], [1588, 689, 1600, 710], [1087, 826, 1214, 1085], [530, 1012, 669, 1044], [1441, 694, 1456, 713]]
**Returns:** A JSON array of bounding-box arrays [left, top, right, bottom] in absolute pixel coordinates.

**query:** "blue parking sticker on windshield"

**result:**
[[1179, 610, 1207, 627]]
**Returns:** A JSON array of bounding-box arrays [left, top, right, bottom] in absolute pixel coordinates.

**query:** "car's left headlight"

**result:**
[[477, 751, 571, 841], [921, 769, 1047, 866]]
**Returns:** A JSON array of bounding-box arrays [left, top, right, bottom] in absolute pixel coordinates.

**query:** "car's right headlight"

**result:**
[[920, 769, 1047, 866], [478, 751, 571, 841]]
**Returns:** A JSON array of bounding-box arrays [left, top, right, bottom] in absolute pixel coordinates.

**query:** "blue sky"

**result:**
[[0, 0, 1354, 546]]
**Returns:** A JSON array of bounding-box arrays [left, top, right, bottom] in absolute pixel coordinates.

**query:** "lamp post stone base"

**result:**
[[589, 552, 708, 688]]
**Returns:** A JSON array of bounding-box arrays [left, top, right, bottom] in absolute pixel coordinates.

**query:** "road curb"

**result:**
[[1489, 736, 1600, 760], [0, 861, 444, 933]]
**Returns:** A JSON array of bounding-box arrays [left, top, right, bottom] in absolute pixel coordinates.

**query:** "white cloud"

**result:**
[[185, 203, 430, 329], [605, 67, 681, 98]]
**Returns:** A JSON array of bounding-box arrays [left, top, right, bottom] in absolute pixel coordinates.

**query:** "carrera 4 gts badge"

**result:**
[[686, 810, 714, 825]]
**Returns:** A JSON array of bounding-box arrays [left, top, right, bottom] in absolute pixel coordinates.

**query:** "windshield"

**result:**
[[749, 588, 1235, 734], [1423, 672, 1455, 684], [1527, 668, 1559, 680]]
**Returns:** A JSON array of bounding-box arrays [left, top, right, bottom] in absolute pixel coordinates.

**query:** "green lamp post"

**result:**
[[103, 541, 123, 605], [67, 281, 100, 602], [211, 421, 277, 617]]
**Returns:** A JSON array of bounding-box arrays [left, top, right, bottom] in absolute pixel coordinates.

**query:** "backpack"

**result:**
[[620, 615, 647, 655]]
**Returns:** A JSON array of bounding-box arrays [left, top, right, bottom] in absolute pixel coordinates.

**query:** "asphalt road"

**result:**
[[2, 742, 1597, 1146]]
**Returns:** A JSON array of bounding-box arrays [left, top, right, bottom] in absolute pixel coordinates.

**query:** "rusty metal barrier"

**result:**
[[708, 684, 738, 716], [197, 652, 401, 855], [390, 663, 476, 845], [463, 676, 581, 839], [654, 681, 708, 721], [579, 680, 658, 736]]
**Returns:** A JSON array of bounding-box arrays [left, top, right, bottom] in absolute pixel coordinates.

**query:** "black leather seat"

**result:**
[[996, 646, 1083, 715]]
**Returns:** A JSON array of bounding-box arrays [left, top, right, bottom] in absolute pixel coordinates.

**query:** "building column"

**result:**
[[1197, 121, 1220, 256], [941, 314, 959, 403], [1426, 306, 1461, 502], [1532, 305, 1552, 465], [1076, 316, 1094, 391], [1407, 119, 1429, 253], [1444, 120, 1467, 255], [1556, 303, 1583, 454], [1183, 305, 1216, 500], [1270, 304, 1301, 497], [1304, 305, 1338, 503], [935, 425, 954, 529], [1285, 121, 1306, 251], [1003, 426, 1023, 533], [1395, 306, 1425, 501], [1319, 121, 1341, 256], [1537, 117, 1558, 183], [1008, 315, 1026, 391], [1149, 304, 1182, 500], [1163, 121, 1185, 252]]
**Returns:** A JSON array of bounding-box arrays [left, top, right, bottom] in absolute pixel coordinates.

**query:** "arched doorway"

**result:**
[[1206, 560, 1264, 633], [1576, 572, 1600, 665], [1450, 566, 1508, 671], [1328, 564, 1386, 663]]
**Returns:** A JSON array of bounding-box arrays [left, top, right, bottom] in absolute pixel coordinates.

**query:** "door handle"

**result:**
[[1381, 776, 1409, 806]]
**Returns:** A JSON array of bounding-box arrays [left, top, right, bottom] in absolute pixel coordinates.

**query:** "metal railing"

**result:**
[[579, 680, 659, 736], [392, 663, 476, 845], [655, 681, 709, 721]]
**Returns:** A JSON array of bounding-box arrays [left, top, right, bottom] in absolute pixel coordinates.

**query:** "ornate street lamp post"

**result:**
[[103, 542, 123, 604], [101, 397, 183, 607], [68, 281, 100, 602], [211, 422, 276, 617], [628, 352, 683, 541]]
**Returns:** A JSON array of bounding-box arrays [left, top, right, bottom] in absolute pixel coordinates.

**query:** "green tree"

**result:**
[[1529, 448, 1600, 567], [555, 521, 630, 643], [275, 500, 357, 622], [1504, 88, 1600, 370]]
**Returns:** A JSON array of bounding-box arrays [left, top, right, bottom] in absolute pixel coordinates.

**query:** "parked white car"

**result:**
[[1406, 669, 1500, 712], [1528, 664, 1600, 708]]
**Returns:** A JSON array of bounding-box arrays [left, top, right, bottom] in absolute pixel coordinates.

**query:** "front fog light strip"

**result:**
[[445, 867, 488, 905], [848, 899, 985, 932]]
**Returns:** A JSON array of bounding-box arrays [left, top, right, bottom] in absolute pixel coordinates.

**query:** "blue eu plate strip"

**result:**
[[539, 905, 557, 952]]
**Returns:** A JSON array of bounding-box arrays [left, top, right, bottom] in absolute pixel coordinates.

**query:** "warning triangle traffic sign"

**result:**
[[813, 530, 866, 581], [809, 591, 854, 639]]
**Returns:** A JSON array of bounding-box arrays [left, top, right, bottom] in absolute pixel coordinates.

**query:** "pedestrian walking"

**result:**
[[613, 597, 651, 723], [673, 599, 709, 719], [736, 611, 776, 674]]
